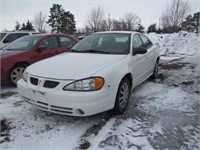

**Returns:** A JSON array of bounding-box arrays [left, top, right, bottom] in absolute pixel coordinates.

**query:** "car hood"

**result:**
[[27, 52, 127, 80]]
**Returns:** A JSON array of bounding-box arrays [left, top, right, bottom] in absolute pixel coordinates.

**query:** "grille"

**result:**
[[30, 77, 38, 85], [29, 77, 60, 88], [43, 80, 59, 88], [22, 96, 73, 115]]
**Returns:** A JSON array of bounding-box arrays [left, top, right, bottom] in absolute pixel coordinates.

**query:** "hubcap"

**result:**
[[119, 82, 129, 109], [11, 67, 25, 84]]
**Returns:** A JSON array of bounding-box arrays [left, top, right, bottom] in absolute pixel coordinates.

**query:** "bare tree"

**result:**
[[123, 13, 141, 31], [85, 6, 105, 32], [161, 0, 190, 28], [112, 13, 141, 31], [33, 11, 47, 33]]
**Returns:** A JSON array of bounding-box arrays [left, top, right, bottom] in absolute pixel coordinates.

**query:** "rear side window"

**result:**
[[18, 33, 29, 38], [4, 36, 41, 51], [0, 33, 7, 40], [3, 33, 18, 43], [3, 33, 29, 43], [59, 36, 73, 47], [132, 34, 143, 49], [40, 36, 58, 49], [139, 34, 152, 49]]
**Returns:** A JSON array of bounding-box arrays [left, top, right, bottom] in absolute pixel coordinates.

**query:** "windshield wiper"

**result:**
[[81, 49, 110, 54], [70, 49, 110, 54]]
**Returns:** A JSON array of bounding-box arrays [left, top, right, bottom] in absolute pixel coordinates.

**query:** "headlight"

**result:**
[[63, 77, 104, 91], [22, 69, 28, 82]]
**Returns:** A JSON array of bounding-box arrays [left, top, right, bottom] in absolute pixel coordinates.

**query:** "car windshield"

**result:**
[[3, 35, 41, 51], [71, 33, 131, 54], [0, 33, 7, 40]]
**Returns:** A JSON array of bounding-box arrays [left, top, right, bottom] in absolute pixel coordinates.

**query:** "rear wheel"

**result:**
[[9, 63, 27, 86], [151, 60, 159, 79], [112, 77, 131, 115]]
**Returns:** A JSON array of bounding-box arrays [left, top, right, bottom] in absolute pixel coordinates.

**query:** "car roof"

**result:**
[[24, 33, 73, 37], [0, 30, 38, 33], [94, 31, 139, 34]]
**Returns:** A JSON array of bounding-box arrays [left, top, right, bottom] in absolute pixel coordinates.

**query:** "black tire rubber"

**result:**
[[112, 77, 131, 115], [150, 60, 159, 79], [8, 63, 28, 87]]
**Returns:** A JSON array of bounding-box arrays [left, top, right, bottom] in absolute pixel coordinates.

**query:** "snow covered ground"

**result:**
[[1, 31, 200, 150]]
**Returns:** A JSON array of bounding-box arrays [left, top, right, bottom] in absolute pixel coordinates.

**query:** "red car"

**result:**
[[1, 34, 79, 86]]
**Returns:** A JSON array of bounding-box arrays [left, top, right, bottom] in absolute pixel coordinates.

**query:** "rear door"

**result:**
[[57, 35, 76, 53]]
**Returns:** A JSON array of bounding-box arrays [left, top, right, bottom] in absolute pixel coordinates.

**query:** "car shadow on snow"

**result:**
[[0, 119, 11, 144]]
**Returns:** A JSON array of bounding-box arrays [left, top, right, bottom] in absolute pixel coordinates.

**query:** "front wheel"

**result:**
[[9, 64, 28, 86], [112, 77, 131, 115]]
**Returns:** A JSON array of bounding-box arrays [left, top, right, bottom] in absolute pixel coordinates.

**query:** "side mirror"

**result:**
[[132, 47, 147, 55], [36, 46, 47, 53]]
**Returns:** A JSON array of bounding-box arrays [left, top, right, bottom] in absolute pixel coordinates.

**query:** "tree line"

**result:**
[[10, 0, 200, 34]]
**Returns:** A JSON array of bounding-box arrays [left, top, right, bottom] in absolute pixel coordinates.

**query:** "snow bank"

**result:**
[[147, 31, 200, 56]]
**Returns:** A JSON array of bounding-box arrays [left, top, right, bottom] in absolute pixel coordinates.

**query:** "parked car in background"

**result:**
[[0, 30, 39, 49], [17, 31, 160, 116], [1, 34, 79, 86]]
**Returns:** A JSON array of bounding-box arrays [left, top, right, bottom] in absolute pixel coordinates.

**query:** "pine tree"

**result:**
[[15, 21, 21, 30], [46, 4, 64, 33], [136, 24, 144, 33], [46, 4, 76, 34], [181, 12, 200, 33], [20, 21, 34, 30], [21, 23, 26, 30], [60, 11, 76, 34], [147, 24, 156, 33], [26, 20, 34, 30]]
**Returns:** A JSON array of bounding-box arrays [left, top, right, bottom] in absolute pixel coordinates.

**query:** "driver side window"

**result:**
[[132, 35, 143, 49]]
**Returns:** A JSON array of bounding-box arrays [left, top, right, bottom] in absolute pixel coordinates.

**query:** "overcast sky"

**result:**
[[0, 0, 199, 32]]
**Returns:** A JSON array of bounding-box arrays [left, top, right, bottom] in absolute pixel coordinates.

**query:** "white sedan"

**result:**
[[17, 31, 160, 116]]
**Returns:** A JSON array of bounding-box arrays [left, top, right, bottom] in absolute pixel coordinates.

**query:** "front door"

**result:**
[[130, 34, 149, 88], [30, 36, 59, 63]]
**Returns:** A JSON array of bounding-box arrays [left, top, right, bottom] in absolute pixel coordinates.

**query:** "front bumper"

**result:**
[[17, 78, 118, 116]]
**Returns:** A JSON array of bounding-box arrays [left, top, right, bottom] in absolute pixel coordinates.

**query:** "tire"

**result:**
[[113, 77, 131, 115], [150, 60, 159, 79], [8, 63, 28, 86]]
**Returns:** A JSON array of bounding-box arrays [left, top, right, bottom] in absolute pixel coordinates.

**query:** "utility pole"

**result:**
[[108, 13, 111, 31]]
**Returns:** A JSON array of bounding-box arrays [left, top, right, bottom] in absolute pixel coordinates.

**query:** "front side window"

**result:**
[[72, 33, 131, 54], [4, 36, 41, 51], [40, 36, 58, 49]]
